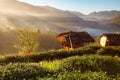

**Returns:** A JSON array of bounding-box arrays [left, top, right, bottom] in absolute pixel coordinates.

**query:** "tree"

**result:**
[[16, 28, 39, 54]]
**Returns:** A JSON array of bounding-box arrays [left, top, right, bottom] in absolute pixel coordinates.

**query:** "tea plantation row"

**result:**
[[0, 46, 120, 64], [0, 55, 120, 80]]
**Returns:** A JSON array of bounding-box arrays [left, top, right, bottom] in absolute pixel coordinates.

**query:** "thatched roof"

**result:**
[[57, 31, 94, 47], [101, 33, 120, 43]]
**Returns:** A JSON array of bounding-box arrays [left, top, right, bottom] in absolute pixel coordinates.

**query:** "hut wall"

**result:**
[[100, 36, 107, 46]]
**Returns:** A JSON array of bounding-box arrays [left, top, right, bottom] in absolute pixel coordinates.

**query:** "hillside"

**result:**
[[87, 10, 120, 21], [0, 0, 119, 35], [70, 11, 86, 19], [105, 16, 120, 25], [0, 0, 96, 32], [0, 0, 119, 79], [0, 46, 120, 79], [0, 0, 120, 54]]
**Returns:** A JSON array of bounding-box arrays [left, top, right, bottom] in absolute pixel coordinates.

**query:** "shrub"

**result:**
[[0, 55, 32, 65], [0, 46, 98, 64], [38, 71, 113, 80], [59, 56, 100, 72], [78, 71, 113, 80], [0, 65, 3, 77], [42, 60, 61, 71], [59, 55, 120, 77], [97, 47, 120, 56], [0, 63, 54, 80], [3, 46, 120, 64], [0, 55, 120, 80]]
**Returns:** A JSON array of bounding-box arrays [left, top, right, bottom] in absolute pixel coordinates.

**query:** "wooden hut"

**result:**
[[100, 33, 120, 46], [56, 31, 94, 50]]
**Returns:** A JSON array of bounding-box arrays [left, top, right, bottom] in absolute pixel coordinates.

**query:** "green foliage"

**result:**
[[1, 46, 120, 64], [0, 63, 54, 80], [0, 46, 99, 64], [97, 46, 120, 57], [0, 55, 120, 79], [59, 55, 120, 77], [15, 28, 39, 53], [0, 46, 120, 80], [0, 65, 3, 77], [87, 37, 100, 46], [38, 71, 114, 80], [0, 55, 33, 65], [42, 60, 61, 71], [25, 46, 99, 62], [0, 28, 60, 54]]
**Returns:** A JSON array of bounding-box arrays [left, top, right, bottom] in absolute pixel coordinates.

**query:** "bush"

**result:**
[[0, 65, 3, 77], [42, 60, 61, 71], [59, 56, 100, 72], [0, 63, 54, 80], [59, 55, 120, 77], [2, 46, 120, 64], [97, 47, 120, 56], [0, 46, 99, 64], [0, 55, 120, 80], [38, 71, 114, 80], [25, 46, 98, 62]]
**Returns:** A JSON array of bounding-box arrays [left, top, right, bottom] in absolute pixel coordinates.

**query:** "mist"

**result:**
[[0, 0, 120, 54]]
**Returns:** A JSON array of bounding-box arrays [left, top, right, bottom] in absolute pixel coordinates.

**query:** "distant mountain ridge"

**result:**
[[105, 15, 120, 25], [87, 10, 120, 21], [0, 0, 120, 36], [70, 11, 86, 19], [0, 0, 120, 53], [0, 0, 106, 34], [71, 10, 120, 21]]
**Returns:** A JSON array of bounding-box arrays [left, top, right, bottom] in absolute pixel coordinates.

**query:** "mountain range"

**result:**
[[71, 10, 120, 21], [88, 11, 120, 21], [0, 0, 120, 53], [105, 15, 120, 25], [0, 0, 120, 36]]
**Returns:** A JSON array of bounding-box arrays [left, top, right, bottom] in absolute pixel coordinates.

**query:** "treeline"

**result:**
[[0, 28, 60, 54]]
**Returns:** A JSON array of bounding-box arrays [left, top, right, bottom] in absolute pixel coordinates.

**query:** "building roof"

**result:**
[[57, 31, 94, 46], [100, 33, 120, 43]]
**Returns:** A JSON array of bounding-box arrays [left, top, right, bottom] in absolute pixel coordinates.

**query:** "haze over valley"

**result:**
[[0, 0, 120, 53], [0, 0, 120, 35]]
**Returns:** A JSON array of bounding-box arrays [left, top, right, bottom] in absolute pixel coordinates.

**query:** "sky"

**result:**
[[18, 0, 120, 14]]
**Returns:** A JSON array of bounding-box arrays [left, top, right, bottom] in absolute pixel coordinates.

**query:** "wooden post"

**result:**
[[69, 35, 73, 49]]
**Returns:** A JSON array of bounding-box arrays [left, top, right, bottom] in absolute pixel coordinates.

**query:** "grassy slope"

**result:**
[[0, 46, 120, 79]]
